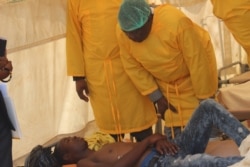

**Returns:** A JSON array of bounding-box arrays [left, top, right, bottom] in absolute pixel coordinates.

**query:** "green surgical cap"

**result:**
[[118, 0, 151, 32]]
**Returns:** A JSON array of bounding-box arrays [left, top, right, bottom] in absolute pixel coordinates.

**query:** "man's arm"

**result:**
[[66, 0, 86, 78], [111, 134, 166, 167], [116, 26, 159, 96], [178, 18, 218, 99], [150, 90, 177, 119]]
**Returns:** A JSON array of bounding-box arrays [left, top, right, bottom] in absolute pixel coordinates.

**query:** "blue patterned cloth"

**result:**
[[144, 99, 249, 167]]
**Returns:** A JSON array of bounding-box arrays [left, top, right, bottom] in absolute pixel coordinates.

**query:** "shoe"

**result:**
[[239, 135, 250, 156]]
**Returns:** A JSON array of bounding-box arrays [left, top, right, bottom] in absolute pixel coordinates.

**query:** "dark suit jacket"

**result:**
[[0, 91, 14, 130]]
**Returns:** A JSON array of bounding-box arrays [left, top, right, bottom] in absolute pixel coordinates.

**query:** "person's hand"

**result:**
[[75, 79, 89, 102], [144, 133, 166, 145], [0, 56, 12, 80], [155, 137, 179, 155], [155, 96, 177, 120], [0, 56, 9, 68]]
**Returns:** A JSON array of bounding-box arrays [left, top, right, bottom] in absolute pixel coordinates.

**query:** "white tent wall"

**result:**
[[0, 0, 248, 162], [0, 0, 67, 50], [0, 0, 94, 160], [8, 39, 94, 160]]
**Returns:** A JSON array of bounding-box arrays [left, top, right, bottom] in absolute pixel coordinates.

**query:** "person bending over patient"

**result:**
[[26, 99, 250, 167], [116, 0, 218, 140]]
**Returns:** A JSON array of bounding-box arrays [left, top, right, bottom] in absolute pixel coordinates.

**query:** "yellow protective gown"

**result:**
[[66, 0, 157, 134], [117, 4, 218, 128], [211, 0, 250, 65]]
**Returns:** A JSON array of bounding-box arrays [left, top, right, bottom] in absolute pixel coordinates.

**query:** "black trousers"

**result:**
[[0, 115, 13, 167], [0, 90, 13, 167]]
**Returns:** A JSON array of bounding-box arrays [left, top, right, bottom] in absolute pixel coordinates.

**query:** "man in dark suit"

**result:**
[[0, 50, 13, 167]]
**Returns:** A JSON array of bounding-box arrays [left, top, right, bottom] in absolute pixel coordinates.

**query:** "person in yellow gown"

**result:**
[[66, 0, 157, 141], [117, 0, 218, 139], [210, 0, 250, 65]]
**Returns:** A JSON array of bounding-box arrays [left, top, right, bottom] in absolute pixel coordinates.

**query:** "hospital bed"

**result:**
[[59, 122, 240, 167], [20, 63, 250, 167], [217, 61, 250, 121], [18, 119, 241, 167]]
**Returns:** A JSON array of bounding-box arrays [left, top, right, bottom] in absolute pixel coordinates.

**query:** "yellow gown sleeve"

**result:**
[[211, 0, 250, 66], [66, 0, 86, 76], [177, 18, 218, 99], [116, 27, 159, 96]]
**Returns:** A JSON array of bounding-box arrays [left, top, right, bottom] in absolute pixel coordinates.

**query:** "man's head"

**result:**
[[53, 136, 89, 165], [118, 0, 153, 42], [24, 145, 60, 167], [25, 136, 89, 167]]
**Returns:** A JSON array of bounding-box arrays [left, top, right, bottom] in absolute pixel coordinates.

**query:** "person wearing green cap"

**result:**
[[116, 0, 218, 140], [66, 0, 158, 142]]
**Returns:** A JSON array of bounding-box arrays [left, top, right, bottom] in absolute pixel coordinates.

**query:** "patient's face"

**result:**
[[59, 136, 88, 151], [58, 136, 88, 163]]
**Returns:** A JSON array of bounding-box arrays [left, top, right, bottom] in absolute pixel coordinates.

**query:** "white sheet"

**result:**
[[217, 81, 250, 111]]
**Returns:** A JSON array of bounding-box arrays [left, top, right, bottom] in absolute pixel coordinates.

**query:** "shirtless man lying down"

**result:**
[[25, 99, 250, 167]]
